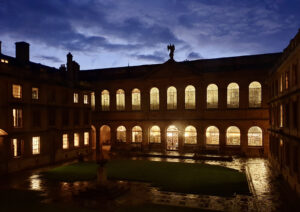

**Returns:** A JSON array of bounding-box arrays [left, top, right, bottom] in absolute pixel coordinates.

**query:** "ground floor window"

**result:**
[[132, 126, 142, 142], [150, 125, 161, 143], [62, 134, 69, 149], [226, 126, 240, 145], [32, 136, 40, 155], [84, 132, 89, 145], [248, 126, 262, 146], [74, 133, 80, 147], [184, 126, 197, 144], [12, 138, 22, 157], [206, 126, 219, 145], [117, 126, 126, 142]]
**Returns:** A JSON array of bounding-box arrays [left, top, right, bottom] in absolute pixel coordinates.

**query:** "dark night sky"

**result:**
[[0, 0, 299, 69]]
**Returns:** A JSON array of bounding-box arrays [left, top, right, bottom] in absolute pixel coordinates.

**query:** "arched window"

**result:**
[[227, 83, 239, 108], [207, 84, 218, 108], [249, 81, 262, 108], [116, 126, 126, 142], [132, 88, 141, 110], [248, 126, 262, 146], [150, 87, 159, 110], [116, 89, 125, 111], [101, 90, 110, 111], [132, 126, 142, 143], [167, 86, 177, 110], [150, 125, 161, 143], [226, 126, 240, 145], [185, 85, 195, 109], [184, 126, 197, 144], [206, 126, 219, 145]]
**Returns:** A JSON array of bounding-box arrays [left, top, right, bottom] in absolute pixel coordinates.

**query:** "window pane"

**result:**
[[248, 126, 262, 146], [150, 125, 161, 143], [13, 108, 22, 128], [84, 94, 89, 104], [32, 87, 39, 100], [132, 126, 142, 142], [117, 126, 126, 142], [62, 134, 69, 149], [226, 126, 240, 145], [249, 81, 261, 108], [73, 93, 79, 103], [132, 88, 141, 110], [207, 84, 218, 108], [150, 88, 159, 110], [227, 83, 239, 108], [84, 132, 89, 145], [32, 136, 40, 155], [206, 126, 219, 145], [167, 86, 177, 110], [116, 89, 125, 110], [74, 133, 79, 147], [101, 90, 110, 111], [185, 85, 195, 109], [12, 84, 22, 99], [184, 126, 197, 144]]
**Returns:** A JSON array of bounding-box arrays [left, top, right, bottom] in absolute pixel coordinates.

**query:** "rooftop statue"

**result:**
[[167, 44, 175, 60]]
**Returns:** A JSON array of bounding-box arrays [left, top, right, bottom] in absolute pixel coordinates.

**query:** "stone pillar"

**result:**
[[178, 126, 184, 153], [111, 89, 116, 112], [240, 86, 248, 109], [161, 126, 166, 152], [177, 85, 185, 110], [240, 128, 247, 155], [197, 126, 205, 151], [219, 128, 226, 153], [142, 124, 149, 152], [125, 89, 131, 112]]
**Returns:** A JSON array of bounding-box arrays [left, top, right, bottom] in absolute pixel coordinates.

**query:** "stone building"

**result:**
[[268, 29, 300, 194], [0, 30, 299, 196]]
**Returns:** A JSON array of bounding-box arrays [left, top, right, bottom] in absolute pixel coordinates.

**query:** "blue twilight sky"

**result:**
[[0, 0, 299, 69]]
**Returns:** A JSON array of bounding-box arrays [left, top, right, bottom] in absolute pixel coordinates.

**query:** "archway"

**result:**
[[166, 125, 178, 150], [100, 125, 111, 145]]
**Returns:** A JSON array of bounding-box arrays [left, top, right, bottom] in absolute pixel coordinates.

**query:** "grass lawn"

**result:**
[[43, 162, 99, 182], [0, 189, 97, 212], [118, 204, 219, 212], [105, 160, 250, 196]]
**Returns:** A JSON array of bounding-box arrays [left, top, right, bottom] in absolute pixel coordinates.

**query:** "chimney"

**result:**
[[15, 41, 30, 62]]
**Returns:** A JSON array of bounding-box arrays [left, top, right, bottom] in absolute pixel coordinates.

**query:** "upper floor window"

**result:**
[[116, 126, 126, 142], [207, 84, 218, 108], [12, 84, 22, 99], [227, 83, 239, 108], [101, 90, 110, 111], [132, 126, 142, 143], [73, 93, 79, 103], [184, 126, 197, 144], [185, 85, 195, 109], [132, 88, 141, 110], [91, 92, 95, 111], [32, 136, 40, 155], [84, 94, 89, 104], [84, 132, 89, 145], [12, 108, 22, 128], [280, 74, 283, 92], [167, 86, 177, 110], [62, 134, 69, 149], [74, 133, 79, 147], [116, 89, 125, 111], [149, 125, 161, 143], [285, 71, 289, 90], [249, 81, 261, 108], [32, 87, 39, 100], [248, 126, 262, 146], [280, 104, 283, 128], [150, 87, 159, 110]]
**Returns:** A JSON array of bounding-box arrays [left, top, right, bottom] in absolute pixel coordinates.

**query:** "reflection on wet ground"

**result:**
[[0, 157, 299, 211]]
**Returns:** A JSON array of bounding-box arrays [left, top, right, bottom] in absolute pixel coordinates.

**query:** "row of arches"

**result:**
[[100, 82, 262, 111], [100, 125, 263, 147]]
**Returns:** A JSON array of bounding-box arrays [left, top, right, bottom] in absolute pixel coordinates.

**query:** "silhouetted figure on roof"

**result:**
[[167, 44, 175, 60]]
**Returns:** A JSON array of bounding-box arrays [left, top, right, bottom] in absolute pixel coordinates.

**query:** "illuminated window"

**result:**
[[84, 94, 89, 104], [184, 126, 197, 144], [132, 126, 142, 143], [12, 108, 22, 128], [167, 86, 177, 110], [226, 126, 240, 145], [207, 84, 218, 108], [101, 90, 110, 111], [150, 87, 159, 110], [206, 126, 219, 145], [74, 133, 79, 147], [116, 89, 125, 111], [280, 104, 283, 127], [1, 59, 8, 63], [116, 126, 126, 142], [185, 85, 195, 109], [62, 134, 69, 149], [73, 93, 79, 103], [150, 125, 161, 143], [91, 92, 95, 111], [12, 138, 22, 157], [84, 132, 89, 145], [32, 136, 40, 155], [285, 71, 289, 90], [32, 87, 39, 100], [12, 84, 22, 99], [249, 81, 261, 108], [280, 74, 283, 92], [227, 83, 239, 108], [248, 126, 262, 146], [132, 88, 141, 110]]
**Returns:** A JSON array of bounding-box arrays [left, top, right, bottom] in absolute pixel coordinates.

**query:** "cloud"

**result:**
[[187, 52, 202, 60], [37, 55, 63, 63], [131, 51, 167, 62]]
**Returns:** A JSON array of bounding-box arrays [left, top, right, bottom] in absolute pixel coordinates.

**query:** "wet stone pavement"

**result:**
[[1, 157, 300, 211]]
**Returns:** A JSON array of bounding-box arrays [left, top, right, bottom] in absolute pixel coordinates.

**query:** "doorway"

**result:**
[[166, 125, 178, 150]]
